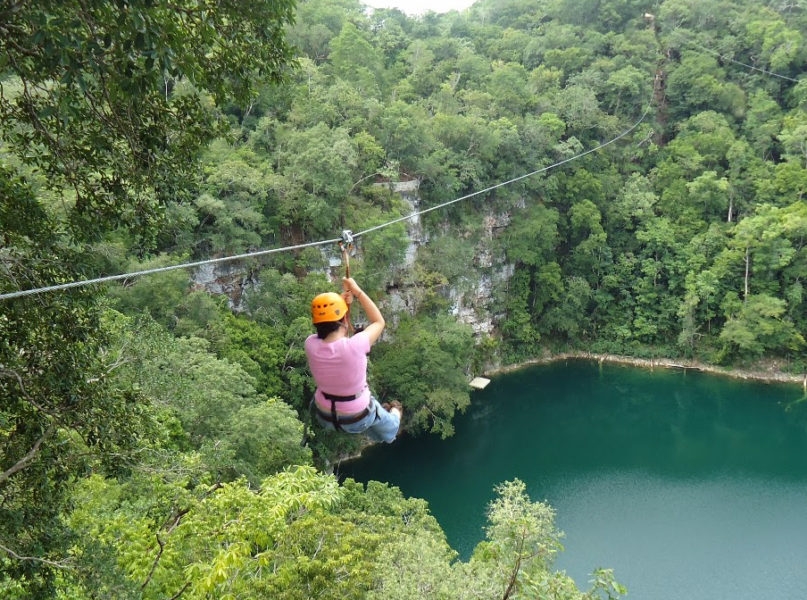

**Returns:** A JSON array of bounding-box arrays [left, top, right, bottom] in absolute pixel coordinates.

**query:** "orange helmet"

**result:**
[[311, 292, 348, 324]]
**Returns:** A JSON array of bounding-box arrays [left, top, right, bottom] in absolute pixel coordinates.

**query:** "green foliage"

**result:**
[[107, 258, 192, 328], [459, 479, 566, 598], [5, 0, 807, 594], [0, 173, 155, 597], [104, 310, 312, 481], [64, 466, 340, 599], [329, 22, 385, 97], [504, 203, 560, 267], [213, 313, 290, 398], [229, 398, 313, 482], [0, 0, 296, 247], [62, 470, 618, 599], [194, 143, 274, 254], [374, 315, 474, 438], [360, 477, 625, 600], [418, 233, 477, 287], [719, 294, 804, 360]]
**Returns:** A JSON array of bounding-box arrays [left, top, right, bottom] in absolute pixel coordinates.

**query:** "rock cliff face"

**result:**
[[377, 180, 514, 337], [191, 261, 257, 312], [389, 180, 425, 270], [455, 211, 515, 336], [192, 181, 514, 339]]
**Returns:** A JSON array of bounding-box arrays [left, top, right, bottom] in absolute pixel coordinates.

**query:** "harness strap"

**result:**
[[322, 391, 359, 402], [319, 388, 372, 430], [319, 403, 372, 426], [317, 391, 374, 428], [330, 397, 343, 431]]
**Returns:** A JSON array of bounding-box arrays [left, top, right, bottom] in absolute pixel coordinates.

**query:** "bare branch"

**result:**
[[0, 423, 56, 485], [0, 367, 61, 419], [0, 541, 72, 569], [501, 526, 527, 600], [168, 582, 191, 600], [141, 534, 166, 591], [141, 505, 193, 592]]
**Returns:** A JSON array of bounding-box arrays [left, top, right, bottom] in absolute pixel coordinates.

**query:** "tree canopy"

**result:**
[[2, 0, 807, 595]]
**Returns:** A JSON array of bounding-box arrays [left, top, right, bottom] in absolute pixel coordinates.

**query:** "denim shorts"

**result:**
[[313, 395, 400, 443]]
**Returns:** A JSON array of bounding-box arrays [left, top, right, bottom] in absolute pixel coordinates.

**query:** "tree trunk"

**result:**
[[744, 247, 750, 300]]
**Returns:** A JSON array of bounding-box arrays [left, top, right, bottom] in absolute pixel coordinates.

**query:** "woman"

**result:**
[[305, 277, 402, 443]]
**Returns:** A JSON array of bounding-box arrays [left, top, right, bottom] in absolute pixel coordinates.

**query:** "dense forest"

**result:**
[[2, 0, 806, 596]]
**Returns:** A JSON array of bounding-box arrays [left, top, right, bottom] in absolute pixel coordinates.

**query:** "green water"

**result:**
[[340, 360, 807, 599]]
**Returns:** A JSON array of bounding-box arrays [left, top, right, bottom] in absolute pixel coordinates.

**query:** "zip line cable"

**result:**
[[0, 238, 341, 300], [353, 104, 652, 240], [351, 32, 804, 243], [673, 32, 800, 83], [2, 32, 795, 302], [692, 43, 798, 83], [0, 105, 652, 301]]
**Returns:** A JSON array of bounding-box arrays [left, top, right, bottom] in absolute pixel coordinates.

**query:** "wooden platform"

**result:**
[[469, 377, 491, 390]]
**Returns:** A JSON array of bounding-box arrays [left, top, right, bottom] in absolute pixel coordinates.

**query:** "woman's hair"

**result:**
[[314, 320, 343, 339]]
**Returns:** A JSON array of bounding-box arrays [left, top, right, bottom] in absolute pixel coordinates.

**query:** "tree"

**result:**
[[375, 100, 439, 173], [373, 315, 473, 438], [195, 143, 274, 254], [631, 216, 687, 343], [663, 52, 741, 124], [107, 257, 193, 328], [487, 61, 533, 116], [730, 204, 800, 300], [0, 174, 154, 597], [743, 90, 782, 160], [0, 0, 296, 246], [64, 466, 340, 599], [429, 112, 504, 188], [288, 0, 363, 64], [676, 223, 732, 353], [603, 65, 647, 115], [103, 311, 312, 480], [779, 111, 807, 169], [744, 8, 805, 74], [0, 4, 297, 593], [213, 314, 291, 399], [456, 479, 625, 600], [719, 294, 804, 359], [542, 276, 594, 341], [606, 174, 658, 244], [504, 203, 560, 268], [686, 170, 730, 223], [273, 122, 360, 237], [568, 199, 612, 284], [228, 399, 313, 484], [329, 22, 385, 97]]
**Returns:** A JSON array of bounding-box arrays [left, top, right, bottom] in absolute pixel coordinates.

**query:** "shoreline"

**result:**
[[484, 351, 807, 389]]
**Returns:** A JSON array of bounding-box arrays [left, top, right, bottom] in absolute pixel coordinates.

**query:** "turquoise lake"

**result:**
[[340, 360, 807, 599]]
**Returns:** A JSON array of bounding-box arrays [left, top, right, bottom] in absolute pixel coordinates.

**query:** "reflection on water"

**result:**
[[341, 360, 807, 599]]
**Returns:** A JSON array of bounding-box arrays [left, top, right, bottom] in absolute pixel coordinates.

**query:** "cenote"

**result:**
[[340, 359, 807, 599]]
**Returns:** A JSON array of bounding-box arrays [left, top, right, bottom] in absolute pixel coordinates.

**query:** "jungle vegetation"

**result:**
[[1, 0, 806, 596]]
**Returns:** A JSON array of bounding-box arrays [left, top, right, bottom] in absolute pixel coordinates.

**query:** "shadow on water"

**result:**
[[340, 360, 807, 599]]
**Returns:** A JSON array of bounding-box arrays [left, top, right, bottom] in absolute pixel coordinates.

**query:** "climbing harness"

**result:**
[[310, 392, 376, 432], [322, 391, 374, 431]]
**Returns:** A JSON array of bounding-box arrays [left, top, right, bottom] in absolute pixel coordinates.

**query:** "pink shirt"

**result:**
[[305, 332, 371, 414]]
